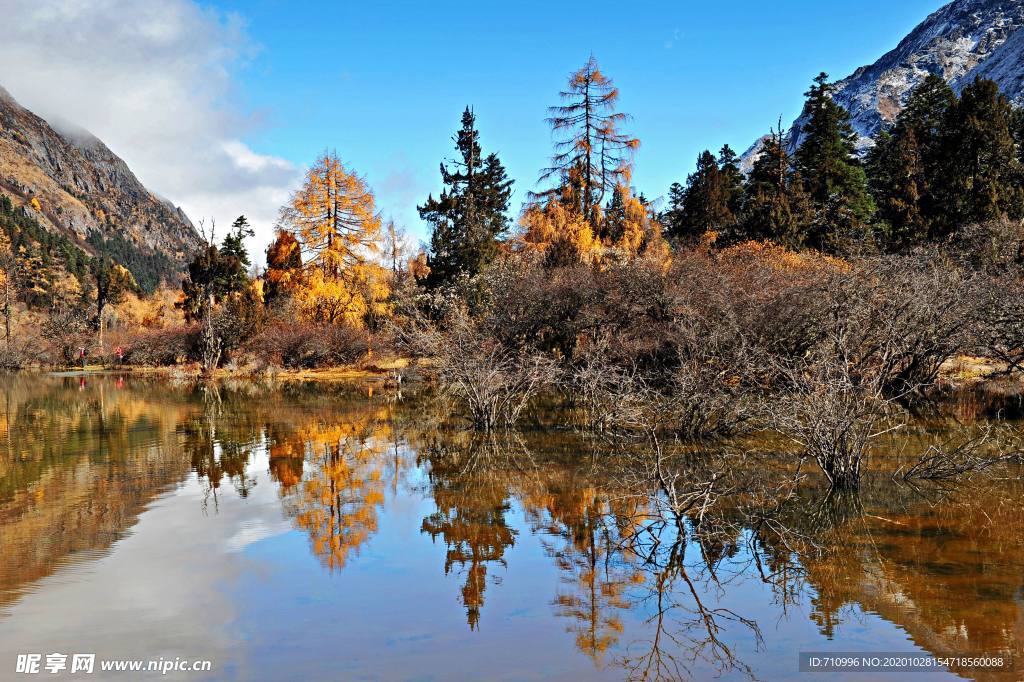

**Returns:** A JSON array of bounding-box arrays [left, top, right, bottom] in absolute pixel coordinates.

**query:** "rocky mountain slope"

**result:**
[[963, 17, 1024, 102], [0, 85, 200, 287], [743, 0, 1024, 168]]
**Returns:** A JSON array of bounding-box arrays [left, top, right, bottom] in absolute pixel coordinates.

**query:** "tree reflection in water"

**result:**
[[132, 378, 1024, 681], [419, 433, 520, 630]]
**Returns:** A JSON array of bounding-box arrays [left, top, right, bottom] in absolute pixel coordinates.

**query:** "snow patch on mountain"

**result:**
[[741, 0, 1024, 171]]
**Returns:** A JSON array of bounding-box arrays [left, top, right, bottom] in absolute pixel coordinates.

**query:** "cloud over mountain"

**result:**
[[0, 0, 299, 252]]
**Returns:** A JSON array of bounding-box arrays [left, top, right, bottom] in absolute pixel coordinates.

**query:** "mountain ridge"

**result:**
[[742, 0, 1024, 169], [0, 84, 200, 289]]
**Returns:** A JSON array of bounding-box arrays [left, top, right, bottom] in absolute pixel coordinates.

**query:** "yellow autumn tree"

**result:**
[[287, 412, 392, 571], [538, 56, 640, 226], [277, 151, 389, 326], [0, 232, 18, 347], [602, 185, 671, 266], [519, 199, 601, 266]]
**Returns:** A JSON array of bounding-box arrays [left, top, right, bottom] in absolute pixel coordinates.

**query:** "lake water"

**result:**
[[0, 374, 1021, 681]]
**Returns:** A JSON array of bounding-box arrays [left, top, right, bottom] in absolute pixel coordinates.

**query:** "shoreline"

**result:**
[[30, 356, 413, 383], [19, 355, 1024, 401]]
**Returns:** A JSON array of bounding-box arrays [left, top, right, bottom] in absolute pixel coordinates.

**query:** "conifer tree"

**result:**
[[740, 128, 810, 248], [662, 182, 686, 239], [220, 215, 254, 293], [667, 150, 734, 242], [418, 108, 513, 289], [91, 256, 136, 348], [277, 152, 389, 326], [867, 126, 926, 250], [793, 72, 875, 250], [940, 77, 1022, 230], [538, 56, 639, 226], [717, 144, 745, 218], [604, 184, 626, 238], [866, 75, 956, 246], [600, 186, 653, 254], [278, 150, 382, 276], [899, 75, 956, 169]]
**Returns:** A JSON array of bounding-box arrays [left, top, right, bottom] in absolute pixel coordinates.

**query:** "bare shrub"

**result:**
[[567, 341, 751, 440], [42, 308, 93, 365], [770, 357, 904, 489], [941, 221, 1024, 372], [947, 218, 1024, 276], [411, 307, 556, 429], [972, 274, 1024, 375], [475, 254, 599, 360], [565, 336, 640, 432], [215, 289, 266, 364], [764, 252, 978, 488], [896, 427, 1018, 481], [838, 253, 978, 396], [122, 326, 199, 366], [251, 320, 370, 369]]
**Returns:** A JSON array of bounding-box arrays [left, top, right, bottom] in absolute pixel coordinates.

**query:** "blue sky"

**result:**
[[203, 0, 944, 245], [0, 0, 946, 254]]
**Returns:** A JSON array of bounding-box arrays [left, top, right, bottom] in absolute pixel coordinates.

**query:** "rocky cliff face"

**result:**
[[0, 84, 200, 279], [742, 0, 1024, 168], [961, 16, 1024, 102]]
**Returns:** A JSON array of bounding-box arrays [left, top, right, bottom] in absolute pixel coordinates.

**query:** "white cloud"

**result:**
[[0, 0, 299, 257]]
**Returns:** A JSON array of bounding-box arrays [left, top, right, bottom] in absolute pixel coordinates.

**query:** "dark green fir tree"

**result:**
[[793, 72, 875, 251], [940, 77, 1022, 230], [740, 127, 810, 249], [664, 150, 734, 243], [418, 107, 513, 289]]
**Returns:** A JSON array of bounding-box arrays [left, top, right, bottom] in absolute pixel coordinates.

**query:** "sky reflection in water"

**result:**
[[0, 374, 1019, 681]]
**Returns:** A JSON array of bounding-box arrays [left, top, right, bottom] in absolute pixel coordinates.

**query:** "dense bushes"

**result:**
[[401, 233, 1023, 488], [122, 326, 199, 366], [112, 317, 377, 370], [251, 320, 371, 369]]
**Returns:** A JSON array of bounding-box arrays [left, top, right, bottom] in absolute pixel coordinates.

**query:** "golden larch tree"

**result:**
[[277, 151, 389, 326], [538, 56, 640, 226]]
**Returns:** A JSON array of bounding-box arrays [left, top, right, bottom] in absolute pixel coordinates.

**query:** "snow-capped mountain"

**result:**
[[742, 0, 1024, 169], [963, 17, 1024, 102]]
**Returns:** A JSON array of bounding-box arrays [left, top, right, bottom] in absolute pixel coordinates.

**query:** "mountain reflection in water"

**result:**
[[0, 374, 1021, 681]]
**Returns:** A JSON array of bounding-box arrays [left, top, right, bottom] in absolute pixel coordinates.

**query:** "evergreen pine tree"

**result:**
[[900, 75, 956, 168], [940, 77, 1022, 230], [867, 126, 927, 250], [672, 150, 733, 242], [662, 182, 686, 239], [866, 75, 956, 242], [717, 144, 745, 219], [794, 72, 875, 251], [604, 184, 627, 239], [740, 128, 809, 248], [418, 107, 514, 289], [220, 215, 254, 292]]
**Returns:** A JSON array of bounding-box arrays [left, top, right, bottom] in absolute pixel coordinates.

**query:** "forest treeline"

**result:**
[[1, 57, 1024, 488]]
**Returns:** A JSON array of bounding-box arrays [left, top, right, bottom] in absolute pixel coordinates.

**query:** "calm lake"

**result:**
[[0, 374, 1022, 681]]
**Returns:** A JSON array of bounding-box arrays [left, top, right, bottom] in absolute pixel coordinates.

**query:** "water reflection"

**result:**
[[419, 435, 519, 630], [0, 374, 1022, 680], [0, 375, 193, 610]]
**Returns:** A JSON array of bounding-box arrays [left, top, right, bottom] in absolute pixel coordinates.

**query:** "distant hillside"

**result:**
[[0, 85, 200, 292]]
